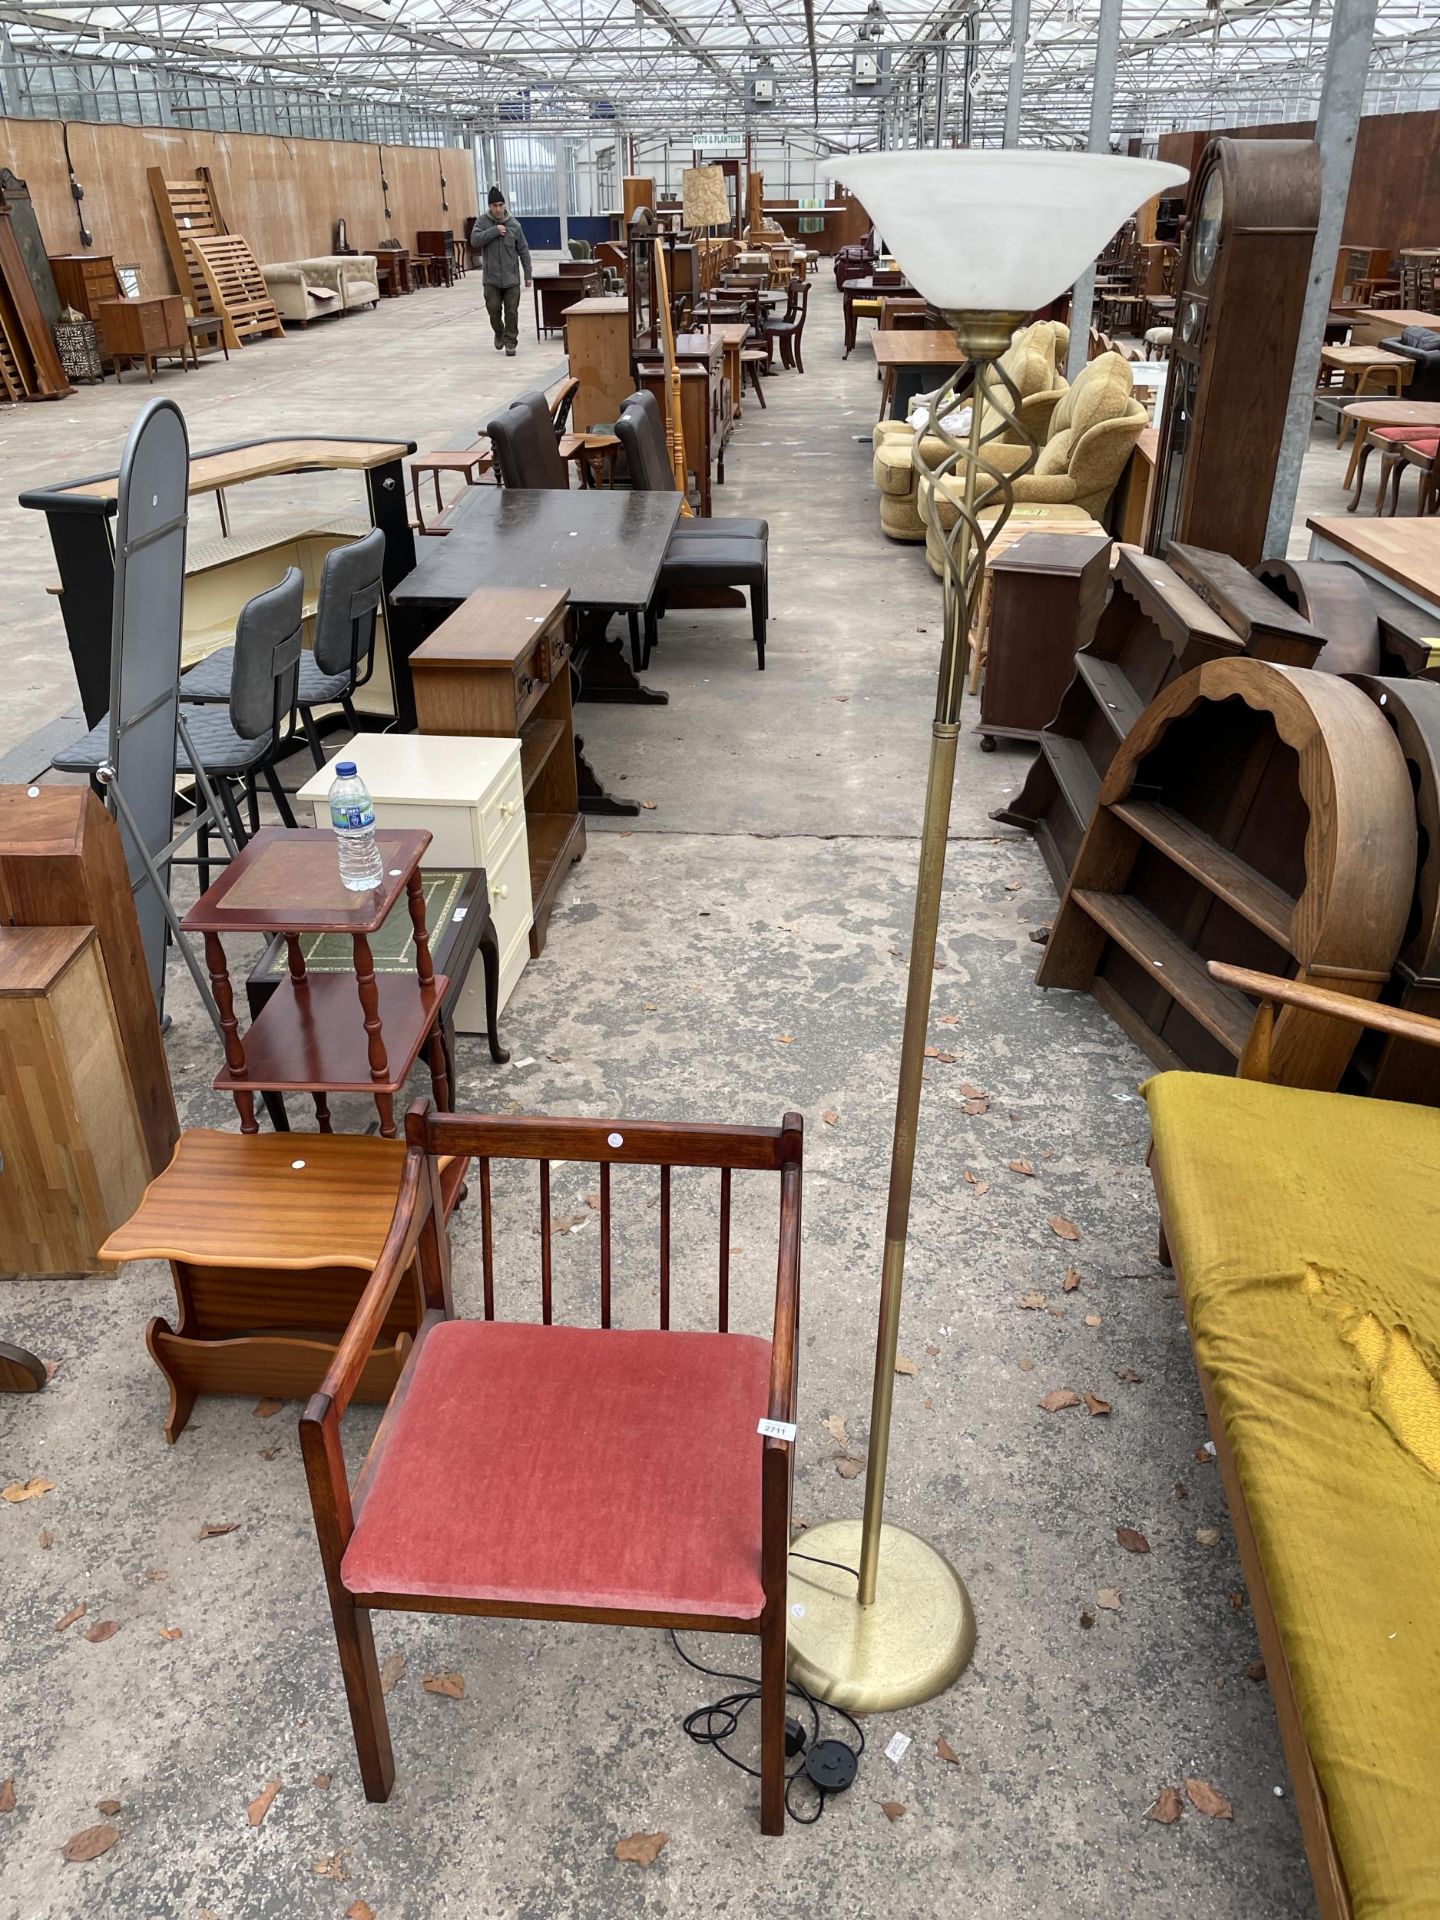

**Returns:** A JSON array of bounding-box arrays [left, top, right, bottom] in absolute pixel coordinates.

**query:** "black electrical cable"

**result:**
[[670, 1627, 866, 1825]]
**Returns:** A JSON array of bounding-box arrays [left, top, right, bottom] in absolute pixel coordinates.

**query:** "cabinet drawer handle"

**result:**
[[519, 674, 534, 696], [500, 799, 517, 819], [492, 882, 510, 901]]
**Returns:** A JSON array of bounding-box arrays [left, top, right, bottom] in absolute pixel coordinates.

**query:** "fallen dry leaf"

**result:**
[[836, 1457, 864, 1479], [777, 1033, 796, 1045], [1083, 1393, 1112, 1417], [96, 1799, 121, 1817], [53, 1603, 86, 1632], [252, 1398, 284, 1419], [936, 1736, 959, 1764], [971, 1179, 991, 1195], [422, 1671, 464, 1699], [1049, 1217, 1081, 1242], [1228, 1591, 1246, 1612], [1018, 1356, 1035, 1372], [1008, 1160, 1035, 1177], [39, 1530, 53, 1550], [62, 1823, 119, 1862], [0, 1780, 14, 1813], [347, 1903, 377, 1920], [1116, 1527, 1150, 1555], [923, 1396, 935, 1410], [313, 1852, 347, 1882], [821, 1413, 849, 1453], [1245, 1661, 1267, 1685], [380, 1652, 406, 1695], [314, 1773, 332, 1790], [960, 1082, 987, 1100], [584, 1191, 602, 1210], [925, 1344, 941, 1357], [1079, 1609, 1096, 1629], [923, 1046, 957, 1063], [1063, 1268, 1081, 1292], [1116, 1367, 1143, 1384], [822, 1109, 839, 1127], [1150, 1786, 1184, 1825], [1194, 1445, 1214, 1464], [1196, 1527, 1221, 1549], [84, 1621, 120, 1644], [894, 1355, 918, 1377], [1174, 1482, 1188, 1500], [1084, 1314, 1103, 1328], [1185, 1778, 1232, 1820], [3, 1478, 55, 1503], [1038, 1389, 1081, 1413], [158, 1626, 183, 1642], [880, 1800, 906, 1822], [1096, 1587, 1122, 1610], [247, 1781, 280, 1826], [142, 1569, 166, 1582], [614, 1831, 668, 1866], [198, 1522, 238, 1540], [962, 1097, 989, 1116], [937, 1013, 959, 1026], [640, 800, 658, 811], [1019, 1291, 1046, 1311]]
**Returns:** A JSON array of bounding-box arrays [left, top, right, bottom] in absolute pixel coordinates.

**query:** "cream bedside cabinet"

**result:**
[[299, 736, 533, 1018]]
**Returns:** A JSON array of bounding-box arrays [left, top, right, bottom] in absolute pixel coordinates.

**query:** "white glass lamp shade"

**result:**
[[840, 151, 1190, 312]]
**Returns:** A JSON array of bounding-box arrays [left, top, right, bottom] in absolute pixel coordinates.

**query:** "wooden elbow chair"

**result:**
[[302, 1099, 803, 1834], [1145, 963, 1440, 1920]]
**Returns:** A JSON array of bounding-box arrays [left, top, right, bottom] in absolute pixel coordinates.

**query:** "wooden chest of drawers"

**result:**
[[48, 251, 121, 320], [94, 295, 189, 380], [409, 586, 585, 957]]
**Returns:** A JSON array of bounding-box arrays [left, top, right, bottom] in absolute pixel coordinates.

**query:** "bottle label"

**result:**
[[330, 802, 375, 831]]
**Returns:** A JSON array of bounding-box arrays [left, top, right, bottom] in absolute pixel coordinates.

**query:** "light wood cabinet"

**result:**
[[0, 925, 149, 1278], [564, 294, 632, 431]]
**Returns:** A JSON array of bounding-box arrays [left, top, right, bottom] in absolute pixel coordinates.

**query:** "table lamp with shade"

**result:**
[[787, 149, 1189, 1714]]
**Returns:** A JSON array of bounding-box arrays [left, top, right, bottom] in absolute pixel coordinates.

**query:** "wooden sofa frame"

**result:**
[[1151, 960, 1440, 1920]]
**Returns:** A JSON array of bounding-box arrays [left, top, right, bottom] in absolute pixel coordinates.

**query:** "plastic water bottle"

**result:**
[[328, 760, 384, 892]]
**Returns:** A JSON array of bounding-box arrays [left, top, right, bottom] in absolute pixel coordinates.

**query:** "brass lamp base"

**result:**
[[786, 1520, 976, 1713]]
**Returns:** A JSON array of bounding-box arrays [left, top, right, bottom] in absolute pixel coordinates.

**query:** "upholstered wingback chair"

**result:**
[[918, 351, 1146, 572], [871, 320, 1070, 543]]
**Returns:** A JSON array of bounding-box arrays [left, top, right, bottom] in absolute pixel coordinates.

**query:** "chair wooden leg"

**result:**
[[752, 586, 766, 671], [759, 1608, 787, 1835], [330, 1594, 396, 1803]]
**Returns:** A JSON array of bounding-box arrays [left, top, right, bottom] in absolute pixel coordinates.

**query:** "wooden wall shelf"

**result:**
[[1037, 658, 1416, 1089]]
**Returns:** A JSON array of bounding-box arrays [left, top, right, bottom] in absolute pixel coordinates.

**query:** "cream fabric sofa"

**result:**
[[871, 320, 1069, 543], [261, 256, 379, 325], [917, 350, 1146, 574]]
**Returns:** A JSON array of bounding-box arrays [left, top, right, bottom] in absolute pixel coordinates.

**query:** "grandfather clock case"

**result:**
[[1145, 137, 1320, 569]]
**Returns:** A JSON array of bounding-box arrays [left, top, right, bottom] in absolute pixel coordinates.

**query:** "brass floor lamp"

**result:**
[[787, 151, 1187, 1712]]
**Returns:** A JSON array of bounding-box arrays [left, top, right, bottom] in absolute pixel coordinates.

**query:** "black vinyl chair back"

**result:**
[[615, 392, 673, 494], [486, 390, 568, 490], [232, 566, 303, 746], [313, 528, 385, 686]]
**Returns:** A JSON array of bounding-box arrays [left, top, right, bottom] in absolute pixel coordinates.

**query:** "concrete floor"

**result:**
[[0, 271, 1358, 1919]]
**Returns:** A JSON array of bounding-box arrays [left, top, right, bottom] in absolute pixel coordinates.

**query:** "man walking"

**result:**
[[471, 186, 532, 357]]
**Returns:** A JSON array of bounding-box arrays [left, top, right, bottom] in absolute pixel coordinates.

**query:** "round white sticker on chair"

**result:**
[[291, 1160, 306, 1171], [608, 1132, 624, 1148]]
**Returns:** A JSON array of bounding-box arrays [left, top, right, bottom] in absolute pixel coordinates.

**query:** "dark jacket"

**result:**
[[471, 213, 532, 290]]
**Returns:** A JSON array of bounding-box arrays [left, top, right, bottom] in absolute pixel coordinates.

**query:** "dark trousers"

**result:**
[[485, 282, 522, 350]]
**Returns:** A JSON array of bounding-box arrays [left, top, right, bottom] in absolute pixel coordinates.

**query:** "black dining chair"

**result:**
[[53, 567, 304, 853], [614, 392, 769, 672], [182, 529, 385, 769], [485, 389, 569, 490], [764, 281, 810, 373]]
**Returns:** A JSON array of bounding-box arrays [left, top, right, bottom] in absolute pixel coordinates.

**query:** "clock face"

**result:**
[[1179, 296, 1203, 345], [1192, 168, 1224, 286]]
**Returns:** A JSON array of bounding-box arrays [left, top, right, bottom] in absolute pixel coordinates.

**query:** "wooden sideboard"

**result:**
[[48, 251, 121, 320], [637, 333, 731, 515], [565, 294, 632, 431]]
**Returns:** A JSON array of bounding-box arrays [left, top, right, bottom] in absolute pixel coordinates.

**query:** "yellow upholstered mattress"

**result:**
[[1145, 1071, 1440, 1918]]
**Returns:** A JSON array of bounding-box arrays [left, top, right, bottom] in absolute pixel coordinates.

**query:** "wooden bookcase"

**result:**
[[979, 533, 1112, 748], [1037, 658, 1415, 1088]]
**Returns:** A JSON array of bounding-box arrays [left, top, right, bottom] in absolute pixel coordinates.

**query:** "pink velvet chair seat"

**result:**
[[1373, 425, 1440, 447], [341, 1319, 772, 1618]]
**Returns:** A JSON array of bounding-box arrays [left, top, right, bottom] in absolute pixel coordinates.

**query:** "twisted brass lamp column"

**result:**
[[787, 310, 1034, 1713]]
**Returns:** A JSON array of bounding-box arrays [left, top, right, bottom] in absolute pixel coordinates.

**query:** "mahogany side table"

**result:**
[[179, 827, 449, 1138]]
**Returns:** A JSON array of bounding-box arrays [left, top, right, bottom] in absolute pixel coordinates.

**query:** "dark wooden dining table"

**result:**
[[389, 484, 683, 812]]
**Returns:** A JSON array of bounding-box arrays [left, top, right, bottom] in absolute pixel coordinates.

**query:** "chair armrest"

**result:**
[[1209, 962, 1440, 1077], [767, 1158, 802, 1430]]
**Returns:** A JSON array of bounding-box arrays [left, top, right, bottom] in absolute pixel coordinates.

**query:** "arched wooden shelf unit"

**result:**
[[1037, 658, 1415, 1089]]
